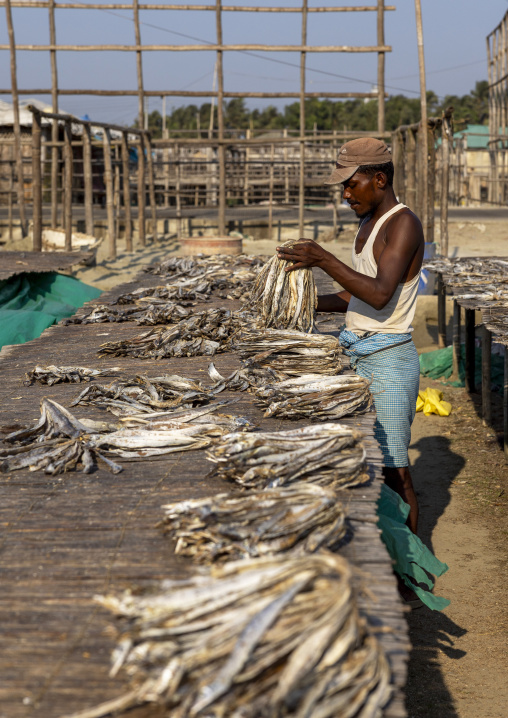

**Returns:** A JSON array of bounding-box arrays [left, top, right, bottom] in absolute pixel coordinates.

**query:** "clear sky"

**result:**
[[1, 0, 508, 125]]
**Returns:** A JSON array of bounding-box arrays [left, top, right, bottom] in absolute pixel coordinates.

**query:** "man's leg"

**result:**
[[383, 465, 419, 534]]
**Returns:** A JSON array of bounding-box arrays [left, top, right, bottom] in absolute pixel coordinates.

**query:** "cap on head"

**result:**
[[324, 137, 392, 185]]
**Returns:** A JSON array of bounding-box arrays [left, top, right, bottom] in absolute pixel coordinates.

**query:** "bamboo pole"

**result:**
[[145, 133, 158, 241], [0, 88, 384, 99], [133, 0, 145, 134], [482, 326, 492, 426], [377, 0, 385, 134], [0, 3, 397, 11], [137, 137, 146, 245], [4, 0, 27, 237], [176, 142, 182, 237], [114, 152, 120, 239], [426, 123, 435, 244], [440, 108, 452, 257], [121, 131, 133, 251], [63, 119, 73, 250], [0, 43, 392, 52], [405, 129, 417, 212], [216, 0, 226, 236], [31, 109, 43, 251], [48, 0, 59, 228], [391, 129, 405, 203], [414, 0, 428, 236], [103, 128, 116, 259], [8, 161, 13, 241], [298, 0, 308, 237], [268, 143, 274, 239], [82, 125, 94, 236]]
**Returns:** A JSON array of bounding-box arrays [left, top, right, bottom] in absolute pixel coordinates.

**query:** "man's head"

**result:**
[[324, 138, 395, 216], [324, 137, 393, 186]]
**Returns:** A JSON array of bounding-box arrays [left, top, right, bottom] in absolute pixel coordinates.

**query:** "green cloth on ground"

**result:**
[[0, 272, 101, 350], [377, 484, 450, 611], [419, 345, 504, 389]]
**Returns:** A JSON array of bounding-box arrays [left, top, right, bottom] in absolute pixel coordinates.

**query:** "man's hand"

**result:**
[[276, 239, 330, 273]]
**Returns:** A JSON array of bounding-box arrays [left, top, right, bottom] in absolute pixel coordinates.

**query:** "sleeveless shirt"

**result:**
[[345, 203, 420, 334]]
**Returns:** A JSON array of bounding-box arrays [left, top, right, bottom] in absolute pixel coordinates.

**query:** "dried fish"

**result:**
[[207, 422, 367, 490], [249, 240, 317, 333], [66, 302, 193, 325], [206, 361, 287, 393], [254, 374, 372, 421], [233, 328, 343, 375], [24, 365, 121, 386], [67, 553, 391, 718], [71, 374, 214, 416], [97, 308, 259, 360], [160, 484, 347, 562]]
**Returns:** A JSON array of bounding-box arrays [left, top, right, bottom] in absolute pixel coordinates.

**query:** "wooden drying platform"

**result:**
[[0, 250, 95, 281], [0, 266, 409, 718], [428, 258, 508, 460]]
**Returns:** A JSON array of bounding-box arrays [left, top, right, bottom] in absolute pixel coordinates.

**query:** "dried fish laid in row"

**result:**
[[146, 253, 265, 278], [255, 373, 372, 421], [160, 484, 347, 563], [69, 554, 391, 718], [207, 361, 287, 393], [24, 365, 121, 386], [121, 404, 252, 434], [71, 374, 215, 416], [97, 308, 260, 360], [115, 282, 210, 306], [249, 239, 317, 333], [66, 302, 193, 325], [233, 327, 343, 375], [207, 423, 367, 490], [0, 398, 122, 474]]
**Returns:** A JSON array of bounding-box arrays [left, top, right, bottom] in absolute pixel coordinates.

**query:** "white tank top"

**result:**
[[345, 203, 420, 334]]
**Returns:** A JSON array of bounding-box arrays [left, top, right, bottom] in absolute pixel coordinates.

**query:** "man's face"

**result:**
[[340, 169, 380, 218]]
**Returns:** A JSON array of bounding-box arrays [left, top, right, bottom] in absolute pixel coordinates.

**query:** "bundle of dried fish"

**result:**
[[160, 484, 347, 562], [90, 423, 221, 458], [72, 553, 391, 718], [66, 302, 193, 325], [0, 398, 122, 474], [207, 361, 287, 393], [208, 422, 367, 490], [249, 239, 317, 332], [98, 308, 254, 360], [121, 404, 253, 434], [71, 374, 214, 416], [255, 373, 372, 420], [24, 365, 120, 386], [233, 328, 343, 375]]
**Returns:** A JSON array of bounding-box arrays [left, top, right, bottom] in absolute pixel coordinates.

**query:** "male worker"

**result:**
[[276, 138, 423, 535]]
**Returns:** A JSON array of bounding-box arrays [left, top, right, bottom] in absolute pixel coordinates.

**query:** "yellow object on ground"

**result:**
[[416, 387, 452, 416]]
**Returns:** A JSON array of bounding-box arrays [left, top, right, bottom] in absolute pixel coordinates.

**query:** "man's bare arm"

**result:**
[[316, 290, 351, 313], [277, 213, 423, 311]]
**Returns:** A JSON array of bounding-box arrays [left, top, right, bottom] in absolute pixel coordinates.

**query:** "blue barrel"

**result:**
[[418, 243, 437, 295]]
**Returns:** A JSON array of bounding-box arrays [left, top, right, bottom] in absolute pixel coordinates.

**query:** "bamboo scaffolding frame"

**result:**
[[0, 3, 396, 10], [121, 131, 133, 251], [103, 127, 116, 259], [63, 118, 73, 249]]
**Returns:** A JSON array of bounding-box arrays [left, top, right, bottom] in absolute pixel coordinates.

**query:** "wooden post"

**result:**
[[426, 124, 435, 245], [440, 109, 452, 257], [392, 130, 405, 203], [137, 137, 146, 246], [121, 131, 133, 251], [268, 143, 274, 239], [5, 0, 27, 237], [377, 0, 385, 134], [103, 128, 116, 259], [114, 149, 120, 239], [414, 0, 428, 236], [243, 128, 250, 205], [298, 0, 308, 237], [63, 119, 73, 250], [451, 300, 461, 381], [465, 308, 476, 393], [284, 127, 290, 204], [481, 326, 492, 427], [49, 0, 59, 229], [405, 129, 417, 212], [175, 142, 182, 238], [7, 161, 13, 242], [31, 109, 43, 251], [437, 273, 446, 348], [216, 0, 226, 236], [82, 125, 94, 236], [144, 134, 158, 241]]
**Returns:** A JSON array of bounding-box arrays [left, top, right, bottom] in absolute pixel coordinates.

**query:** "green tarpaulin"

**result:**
[[419, 345, 504, 390], [0, 272, 101, 350]]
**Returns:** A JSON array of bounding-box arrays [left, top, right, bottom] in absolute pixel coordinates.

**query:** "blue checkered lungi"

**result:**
[[339, 329, 420, 468]]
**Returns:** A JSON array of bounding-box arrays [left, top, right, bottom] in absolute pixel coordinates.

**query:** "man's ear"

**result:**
[[375, 171, 388, 189]]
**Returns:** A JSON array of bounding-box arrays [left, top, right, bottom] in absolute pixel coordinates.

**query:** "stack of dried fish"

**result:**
[[97, 308, 257, 359], [147, 253, 264, 278], [233, 328, 343, 375], [249, 239, 317, 332], [66, 302, 193, 325], [207, 361, 287, 392], [76, 554, 390, 718], [115, 281, 211, 305], [0, 398, 122, 474], [71, 374, 214, 416], [208, 423, 367, 490], [160, 484, 346, 562], [121, 405, 252, 434], [255, 373, 372, 420], [24, 365, 120, 386]]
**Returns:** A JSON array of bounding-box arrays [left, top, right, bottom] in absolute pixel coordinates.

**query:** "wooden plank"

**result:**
[[0, 251, 95, 280]]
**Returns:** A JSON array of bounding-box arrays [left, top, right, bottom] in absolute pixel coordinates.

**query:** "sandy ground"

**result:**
[[4, 217, 508, 716]]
